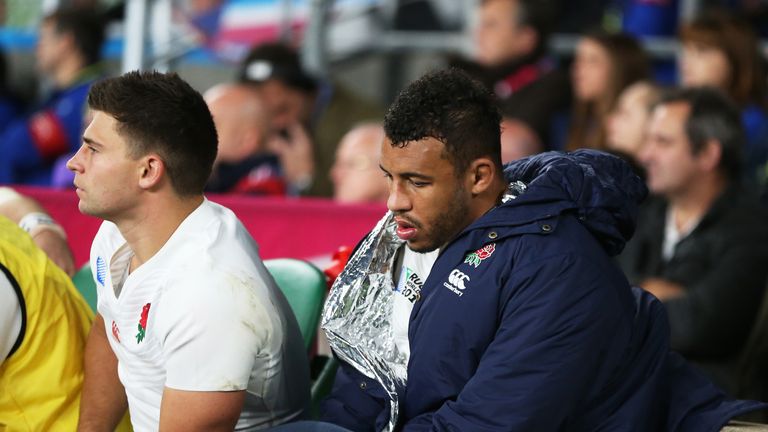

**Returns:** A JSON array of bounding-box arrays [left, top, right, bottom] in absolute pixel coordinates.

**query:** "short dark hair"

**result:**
[[88, 71, 218, 196], [238, 42, 316, 93], [657, 87, 744, 179], [384, 68, 502, 175], [43, 7, 105, 66]]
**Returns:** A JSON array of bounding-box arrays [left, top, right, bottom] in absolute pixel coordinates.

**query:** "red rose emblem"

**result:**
[[139, 303, 151, 329], [136, 303, 151, 344], [476, 243, 496, 260]]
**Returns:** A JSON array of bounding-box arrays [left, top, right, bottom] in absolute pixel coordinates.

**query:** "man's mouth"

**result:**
[[395, 217, 418, 241]]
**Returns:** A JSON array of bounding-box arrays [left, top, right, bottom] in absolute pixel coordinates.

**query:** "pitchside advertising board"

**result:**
[[17, 186, 385, 269]]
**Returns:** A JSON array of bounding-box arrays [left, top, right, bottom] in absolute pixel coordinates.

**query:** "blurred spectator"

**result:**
[[618, 87, 768, 395], [0, 188, 92, 430], [0, 48, 21, 133], [499, 114, 543, 163], [204, 83, 286, 195], [465, 0, 570, 150], [330, 122, 387, 204], [567, 30, 650, 151], [0, 6, 104, 185], [605, 80, 661, 161], [679, 11, 768, 185], [239, 42, 383, 197]]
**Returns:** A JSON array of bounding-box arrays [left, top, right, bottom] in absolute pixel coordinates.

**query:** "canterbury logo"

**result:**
[[444, 269, 470, 297], [448, 269, 470, 289]]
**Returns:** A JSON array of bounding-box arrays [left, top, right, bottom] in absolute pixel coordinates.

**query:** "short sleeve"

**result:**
[[155, 268, 276, 391]]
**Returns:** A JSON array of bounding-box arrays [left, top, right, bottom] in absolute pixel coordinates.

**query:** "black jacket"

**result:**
[[618, 183, 768, 394]]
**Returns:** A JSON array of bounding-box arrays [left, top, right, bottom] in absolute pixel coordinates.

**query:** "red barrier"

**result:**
[[15, 186, 386, 268]]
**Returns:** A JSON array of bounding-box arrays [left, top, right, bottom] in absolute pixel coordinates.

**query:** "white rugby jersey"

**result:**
[[392, 247, 439, 362], [90, 200, 309, 431]]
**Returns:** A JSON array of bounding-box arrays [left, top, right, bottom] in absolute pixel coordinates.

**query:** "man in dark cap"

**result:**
[[239, 43, 383, 197]]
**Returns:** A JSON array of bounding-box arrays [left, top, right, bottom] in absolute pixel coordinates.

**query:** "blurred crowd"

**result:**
[[2, 0, 768, 419]]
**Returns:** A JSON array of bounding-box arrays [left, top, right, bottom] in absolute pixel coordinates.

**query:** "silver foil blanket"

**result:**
[[320, 181, 527, 432], [321, 211, 404, 432]]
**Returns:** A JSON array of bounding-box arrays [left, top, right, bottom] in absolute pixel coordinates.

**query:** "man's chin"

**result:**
[[406, 241, 438, 254], [77, 203, 99, 218]]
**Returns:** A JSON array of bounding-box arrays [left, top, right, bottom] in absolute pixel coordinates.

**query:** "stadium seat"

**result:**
[[264, 258, 327, 350], [263, 258, 337, 418], [72, 263, 97, 312], [310, 356, 338, 418]]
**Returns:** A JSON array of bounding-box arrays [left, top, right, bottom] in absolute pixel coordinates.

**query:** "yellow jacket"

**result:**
[[0, 216, 92, 431]]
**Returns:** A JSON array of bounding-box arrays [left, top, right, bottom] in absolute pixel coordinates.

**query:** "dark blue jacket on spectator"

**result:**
[[0, 70, 98, 185], [322, 150, 763, 431], [0, 94, 21, 133]]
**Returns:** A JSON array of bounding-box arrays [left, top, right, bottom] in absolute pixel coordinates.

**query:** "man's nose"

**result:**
[[387, 182, 411, 213], [66, 148, 83, 173]]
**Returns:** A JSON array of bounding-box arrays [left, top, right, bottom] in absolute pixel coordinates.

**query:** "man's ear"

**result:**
[[467, 157, 498, 195], [698, 139, 723, 172], [137, 154, 165, 190]]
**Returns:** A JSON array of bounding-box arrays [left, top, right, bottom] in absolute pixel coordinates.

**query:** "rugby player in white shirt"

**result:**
[[68, 71, 310, 432]]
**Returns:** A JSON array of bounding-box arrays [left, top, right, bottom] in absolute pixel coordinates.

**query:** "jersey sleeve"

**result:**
[[155, 267, 277, 392]]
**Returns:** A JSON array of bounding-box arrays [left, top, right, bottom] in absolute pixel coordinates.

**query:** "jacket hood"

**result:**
[[497, 150, 647, 256]]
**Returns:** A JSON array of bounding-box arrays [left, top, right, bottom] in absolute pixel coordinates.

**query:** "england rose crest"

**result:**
[[464, 243, 496, 268], [136, 303, 151, 344]]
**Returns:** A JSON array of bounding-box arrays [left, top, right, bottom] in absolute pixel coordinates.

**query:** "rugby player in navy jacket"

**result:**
[[319, 68, 765, 432]]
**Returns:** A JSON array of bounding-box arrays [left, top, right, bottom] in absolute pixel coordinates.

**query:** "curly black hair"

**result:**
[[384, 68, 502, 175]]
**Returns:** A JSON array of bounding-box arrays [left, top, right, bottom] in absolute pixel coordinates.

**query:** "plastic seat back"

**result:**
[[264, 258, 326, 351], [72, 263, 97, 312]]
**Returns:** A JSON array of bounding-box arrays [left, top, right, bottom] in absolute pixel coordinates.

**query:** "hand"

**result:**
[[641, 278, 685, 301], [32, 228, 76, 277], [268, 123, 315, 192]]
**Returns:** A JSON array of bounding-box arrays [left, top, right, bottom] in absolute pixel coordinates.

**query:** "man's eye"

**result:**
[[410, 180, 428, 188]]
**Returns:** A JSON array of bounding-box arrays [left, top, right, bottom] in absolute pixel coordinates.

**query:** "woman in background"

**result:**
[[567, 31, 650, 151], [679, 11, 768, 185]]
